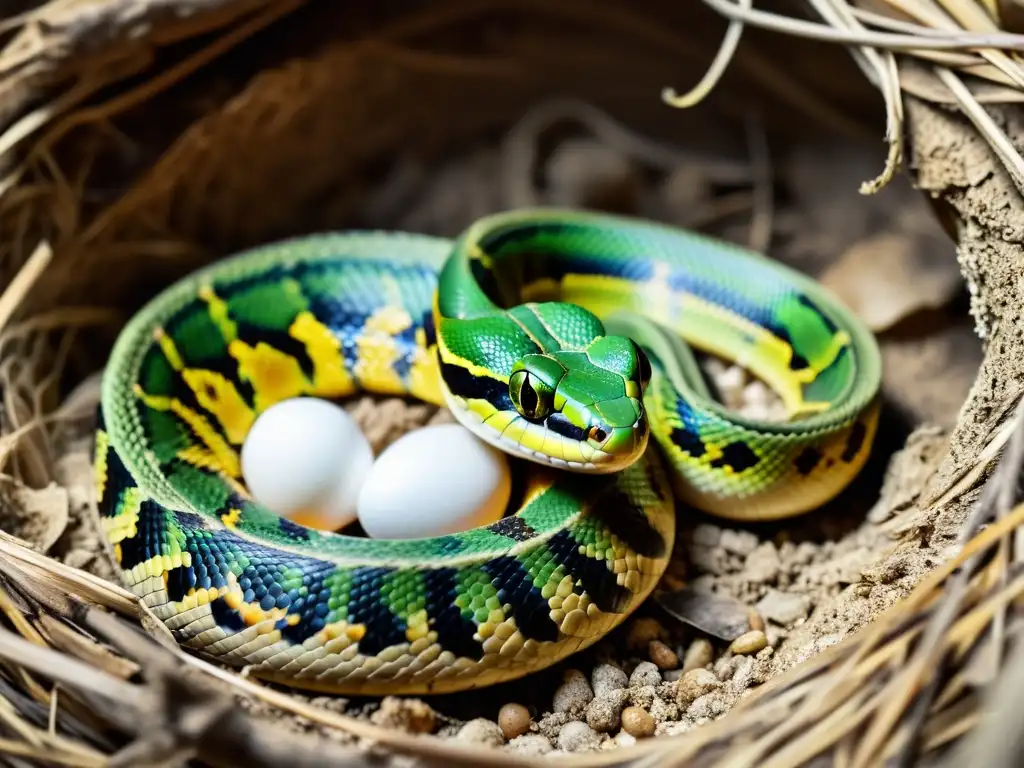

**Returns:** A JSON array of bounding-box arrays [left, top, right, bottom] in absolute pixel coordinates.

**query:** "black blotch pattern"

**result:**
[[547, 412, 587, 441], [585, 485, 667, 560], [478, 223, 556, 254], [794, 446, 823, 475], [99, 436, 137, 518], [710, 442, 760, 473], [670, 426, 707, 458], [487, 516, 537, 542], [644, 460, 669, 502], [842, 421, 867, 463], [347, 567, 407, 656], [279, 517, 311, 541], [470, 258, 503, 306], [279, 564, 338, 644], [766, 324, 811, 371], [440, 362, 514, 411], [174, 510, 206, 529], [421, 310, 437, 348], [232, 321, 318, 382], [482, 557, 559, 642], [164, 565, 196, 602], [118, 499, 167, 571], [423, 568, 484, 660], [546, 529, 631, 614], [188, 354, 258, 416], [210, 595, 247, 632], [159, 303, 257, 419]]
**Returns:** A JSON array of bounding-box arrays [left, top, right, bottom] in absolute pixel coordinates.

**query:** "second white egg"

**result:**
[[357, 423, 512, 539]]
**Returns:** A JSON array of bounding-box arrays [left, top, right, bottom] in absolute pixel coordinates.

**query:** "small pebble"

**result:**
[[629, 661, 662, 688], [748, 609, 766, 633], [767, 624, 788, 647], [649, 697, 679, 723], [620, 706, 656, 738], [557, 721, 602, 753], [714, 654, 734, 681], [629, 684, 657, 710], [730, 630, 769, 655], [731, 656, 758, 689], [756, 589, 811, 625], [691, 523, 723, 547], [682, 638, 714, 673], [719, 529, 759, 556], [625, 617, 667, 650], [744, 543, 781, 582], [648, 640, 679, 670], [687, 693, 726, 720], [552, 669, 594, 714], [675, 668, 720, 706], [498, 703, 532, 740], [614, 730, 638, 747], [715, 364, 746, 404], [456, 718, 505, 747], [591, 663, 629, 697], [507, 734, 552, 755], [744, 379, 771, 403], [586, 690, 628, 733], [369, 697, 436, 734]]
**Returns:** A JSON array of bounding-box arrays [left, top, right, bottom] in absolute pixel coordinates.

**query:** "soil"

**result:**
[[32, 99, 985, 754]]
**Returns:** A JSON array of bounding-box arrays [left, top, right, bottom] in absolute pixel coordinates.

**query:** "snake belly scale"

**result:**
[[93, 208, 881, 695]]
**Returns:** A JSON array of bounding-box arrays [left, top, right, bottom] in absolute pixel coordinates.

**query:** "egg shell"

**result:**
[[357, 423, 512, 539], [241, 397, 373, 530]]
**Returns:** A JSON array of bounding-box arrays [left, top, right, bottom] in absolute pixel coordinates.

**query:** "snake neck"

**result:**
[[432, 223, 652, 474]]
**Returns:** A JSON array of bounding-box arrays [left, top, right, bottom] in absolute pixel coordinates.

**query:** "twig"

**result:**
[[699, 0, 1024, 49], [949, 631, 1024, 767], [0, 241, 51, 336], [663, 0, 750, 108], [934, 66, 1024, 195]]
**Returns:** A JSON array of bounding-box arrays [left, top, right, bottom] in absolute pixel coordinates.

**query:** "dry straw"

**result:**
[[0, 0, 1023, 765]]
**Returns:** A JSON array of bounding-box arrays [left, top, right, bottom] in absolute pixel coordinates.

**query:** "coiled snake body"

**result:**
[[93, 209, 881, 694]]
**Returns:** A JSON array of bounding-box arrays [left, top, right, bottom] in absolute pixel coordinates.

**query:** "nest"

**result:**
[[2, 0, 1024, 765]]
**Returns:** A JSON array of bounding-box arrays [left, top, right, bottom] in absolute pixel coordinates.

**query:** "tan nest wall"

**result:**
[[1, 1, 1023, 766]]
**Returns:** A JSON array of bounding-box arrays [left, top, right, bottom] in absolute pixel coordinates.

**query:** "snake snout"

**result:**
[[586, 398, 649, 459]]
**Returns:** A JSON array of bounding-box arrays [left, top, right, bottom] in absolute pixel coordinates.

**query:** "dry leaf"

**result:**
[[655, 585, 754, 641], [0, 476, 69, 552], [820, 232, 963, 332]]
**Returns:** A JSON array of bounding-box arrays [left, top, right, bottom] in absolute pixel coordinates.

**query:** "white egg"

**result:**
[[357, 423, 512, 539], [241, 397, 373, 531]]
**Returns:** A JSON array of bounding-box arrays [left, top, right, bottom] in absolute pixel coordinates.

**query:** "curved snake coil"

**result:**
[[93, 209, 882, 695]]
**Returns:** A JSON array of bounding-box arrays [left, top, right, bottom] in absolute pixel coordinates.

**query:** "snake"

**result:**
[[92, 208, 882, 695]]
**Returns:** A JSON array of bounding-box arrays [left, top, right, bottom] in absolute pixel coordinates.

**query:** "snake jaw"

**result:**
[[444, 389, 648, 474]]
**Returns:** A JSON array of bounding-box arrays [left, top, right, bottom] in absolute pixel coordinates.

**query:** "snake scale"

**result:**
[[93, 208, 882, 695]]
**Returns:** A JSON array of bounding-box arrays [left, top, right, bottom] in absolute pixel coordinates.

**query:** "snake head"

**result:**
[[501, 335, 651, 473]]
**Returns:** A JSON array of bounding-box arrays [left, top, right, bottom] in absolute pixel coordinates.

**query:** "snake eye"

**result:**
[[509, 370, 552, 421], [588, 425, 608, 443]]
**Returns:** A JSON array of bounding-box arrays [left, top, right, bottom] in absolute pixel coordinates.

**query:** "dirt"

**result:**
[[25, 97, 987, 755]]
